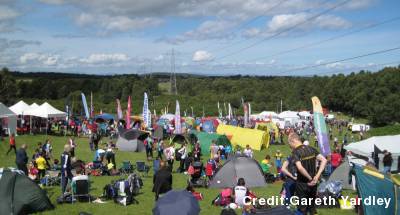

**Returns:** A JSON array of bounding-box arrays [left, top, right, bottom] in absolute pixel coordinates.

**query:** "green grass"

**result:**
[[368, 124, 400, 137], [0, 131, 358, 215]]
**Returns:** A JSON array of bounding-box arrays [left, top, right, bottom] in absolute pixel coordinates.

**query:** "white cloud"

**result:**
[[103, 16, 163, 31], [192, 50, 213, 62], [0, 6, 19, 21], [160, 19, 237, 44], [0, 38, 41, 51], [20, 52, 60, 66], [74, 13, 162, 33], [244, 13, 351, 38], [38, 0, 66, 5], [268, 13, 351, 32], [38, 0, 327, 35], [80, 53, 130, 64]]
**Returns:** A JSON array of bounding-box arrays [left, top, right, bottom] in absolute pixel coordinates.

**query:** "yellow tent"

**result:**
[[255, 122, 279, 140], [217, 124, 269, 151]]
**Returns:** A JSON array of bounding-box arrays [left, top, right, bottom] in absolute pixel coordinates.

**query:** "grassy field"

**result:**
[[0, 128, 362, 215]]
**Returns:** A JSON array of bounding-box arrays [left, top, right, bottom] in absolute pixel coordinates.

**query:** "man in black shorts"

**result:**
[[288, 132, 327, 215]]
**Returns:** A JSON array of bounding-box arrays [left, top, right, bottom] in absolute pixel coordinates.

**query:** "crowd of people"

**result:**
[[4, 113, 395, 215]]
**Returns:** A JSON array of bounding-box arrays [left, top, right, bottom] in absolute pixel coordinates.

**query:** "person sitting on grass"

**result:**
[[35, 152, 47, 181], [71, 167, 91, 201], [52, 159, 60, 170], [28, 161, 39, 181], [233, 178, 250, 208], [186, 184, 203, 200], [260, 155, 274, 178]]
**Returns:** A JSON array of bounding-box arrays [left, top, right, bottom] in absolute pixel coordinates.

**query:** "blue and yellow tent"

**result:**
[[354, 165, 400, 215]]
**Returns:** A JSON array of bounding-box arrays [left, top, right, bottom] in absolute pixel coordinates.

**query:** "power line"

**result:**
[[248, 16, 400, 62], [275, 46, 400, 75], [214, 0, 351, 61], [203, 0, 290, 52]]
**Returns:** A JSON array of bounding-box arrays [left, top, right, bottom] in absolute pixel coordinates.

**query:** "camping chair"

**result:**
[[44, 170, 61, 186], [135, 161, 150, 177], [120, 161, 134, 175], [153, 159, 160, 175], [72, 179, 91, 203]]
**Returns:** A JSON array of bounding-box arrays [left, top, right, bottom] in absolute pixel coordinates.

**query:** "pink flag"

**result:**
[[126, 96, 131, 129]]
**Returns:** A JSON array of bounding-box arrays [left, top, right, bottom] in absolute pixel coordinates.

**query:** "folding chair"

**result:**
[[136, 161, 150, 177], [45, 170, 61, 186], [120, 161, 133, 175], [72, 179, 91, 203]]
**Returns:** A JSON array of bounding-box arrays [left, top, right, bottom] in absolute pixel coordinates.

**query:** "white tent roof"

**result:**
[[9, 100, 30, 115], [298, 111, 311, 117], [259, 111, 278, 118], [160, 113, 175, 121], [344, 135, 400, 157], [0, 103, 16, 118], [24, 102, 66, 118], [278, 111, 299, 119], [30, 103, 39, 108]]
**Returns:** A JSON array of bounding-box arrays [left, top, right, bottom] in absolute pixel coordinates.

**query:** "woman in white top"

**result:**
[[233, 178, 249, 207], [163, 144, 175, 171]]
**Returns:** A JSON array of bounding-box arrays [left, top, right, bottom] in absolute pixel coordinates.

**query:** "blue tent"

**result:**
[[354, 165, 400, 215], [94, 113, 115, 120], [153, 190, 200, 215]]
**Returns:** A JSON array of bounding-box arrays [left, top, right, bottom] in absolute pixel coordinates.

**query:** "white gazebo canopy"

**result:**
[[9, 100, 31, 115], [160, 113, 175, 121], [298, 111, 311, 117], [30, 103, 40, 109], [259, 111, 279, 118], [278, 111, 300, 119], [0, 102, 17, 135], [24, 102, 66, 118], [344, 135, 400, 157]]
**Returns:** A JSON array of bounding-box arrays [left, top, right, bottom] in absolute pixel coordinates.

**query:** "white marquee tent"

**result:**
[[24, 102, 66, 118], [278, 111, 300, 126], [344, 135, 400, 171], [250, 111, 279, 121], [9, 100, 31, 115], [30, 103, 40, 109], [298, 111, 311, 120], [0, 102, 17, 135]]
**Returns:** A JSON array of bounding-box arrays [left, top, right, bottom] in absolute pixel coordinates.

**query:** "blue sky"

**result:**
[[0, 0, 399, 76]]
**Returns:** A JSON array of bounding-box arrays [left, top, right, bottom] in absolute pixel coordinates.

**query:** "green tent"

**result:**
[[0, 168, 54, 214], [189, 131, 231, 156], [354, 165, 400, 215]]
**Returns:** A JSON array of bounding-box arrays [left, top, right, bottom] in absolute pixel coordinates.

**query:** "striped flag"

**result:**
[[143, 92, 150, 128], [312, 96, 331, 156], [81, 93, 90, 119], [175, 100, 181, 134], [116, 99, 123, 119]]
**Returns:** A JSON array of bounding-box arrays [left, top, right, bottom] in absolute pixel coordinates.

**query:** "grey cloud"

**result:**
[[0, 38, 41, 52]]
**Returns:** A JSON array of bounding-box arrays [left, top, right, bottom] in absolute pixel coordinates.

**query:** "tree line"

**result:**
[[1, 66, 399, 126]]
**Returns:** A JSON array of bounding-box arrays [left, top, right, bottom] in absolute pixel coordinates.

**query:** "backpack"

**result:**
[[127, 173, 143, 196], [103, 184, 118, 200]]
